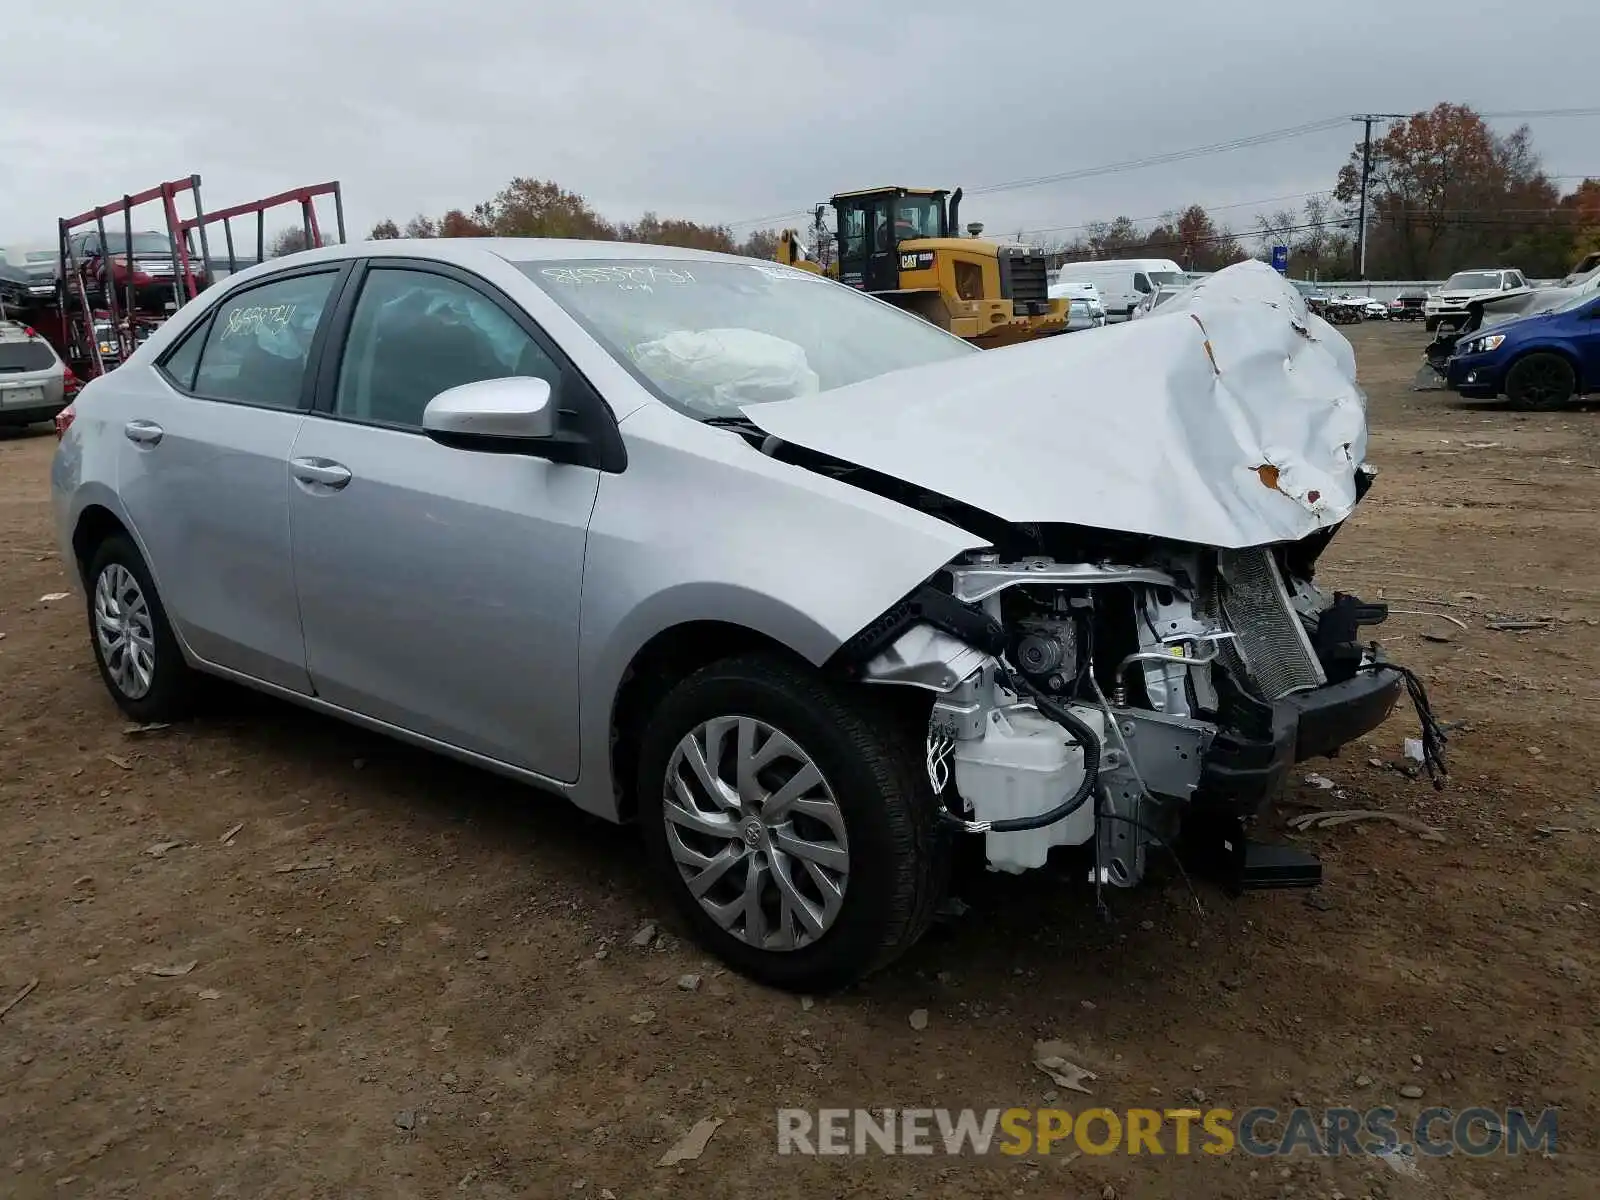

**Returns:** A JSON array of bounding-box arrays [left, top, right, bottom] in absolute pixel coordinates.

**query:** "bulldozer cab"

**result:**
[[832, 188, 951, 293]]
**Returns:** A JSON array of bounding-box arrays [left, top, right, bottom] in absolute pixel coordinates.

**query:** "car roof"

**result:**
[[172, 237, 778, 299], [830, 186, 947, 200], [253, 237, 766, 270]]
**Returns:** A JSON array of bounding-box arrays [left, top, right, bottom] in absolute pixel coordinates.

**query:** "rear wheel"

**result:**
[[85, 534, 197, 723], [1505, 353, 1576, 411], [637, 654, 946, 992]]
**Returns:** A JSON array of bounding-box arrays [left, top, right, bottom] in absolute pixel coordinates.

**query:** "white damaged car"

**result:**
[[51, 243, 1443, 991]]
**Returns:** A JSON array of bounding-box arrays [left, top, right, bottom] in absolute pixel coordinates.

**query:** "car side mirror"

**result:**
[[422, 376, 557, 452]]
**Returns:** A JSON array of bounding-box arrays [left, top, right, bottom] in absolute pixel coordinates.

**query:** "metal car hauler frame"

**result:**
[[53, 176, 345, 381]]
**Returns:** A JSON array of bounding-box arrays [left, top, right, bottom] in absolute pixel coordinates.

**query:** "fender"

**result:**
[[564, 402, 988, 819]]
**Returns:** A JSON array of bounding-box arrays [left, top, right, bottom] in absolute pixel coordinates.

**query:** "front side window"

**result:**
[[1133, 273, 1152, 294], [895, 196, 944, 240], [841, 208, 867, 259], [189, 271, 336, 408], [335, 267, 557, 428], [872, 203, 893, 252], [521, 258, 976, 420]]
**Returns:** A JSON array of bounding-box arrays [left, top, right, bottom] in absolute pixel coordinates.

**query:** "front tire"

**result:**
[[637, 654, 946, 992], [85, 534, 196, 723], [1505, 353, 1576, 411]]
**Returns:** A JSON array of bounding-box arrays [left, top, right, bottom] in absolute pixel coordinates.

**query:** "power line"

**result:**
[[726, 110, 1600, 231], [1105, 213, 1593, 256], [967, 118, 1352, 198], [725, 116, 1352, 227], [1478, 107, 1600, 121], [1015, 189, 1337, 238]]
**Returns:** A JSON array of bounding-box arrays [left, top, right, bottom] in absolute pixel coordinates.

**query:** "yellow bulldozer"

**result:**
[[774, 186, 1068, 349]]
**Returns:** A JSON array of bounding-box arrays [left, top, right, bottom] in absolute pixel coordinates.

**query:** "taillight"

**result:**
[[55, 402, 77, 439]]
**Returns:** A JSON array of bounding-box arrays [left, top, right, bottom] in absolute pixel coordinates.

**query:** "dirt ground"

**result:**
[[1, 321, 1596, 1199]]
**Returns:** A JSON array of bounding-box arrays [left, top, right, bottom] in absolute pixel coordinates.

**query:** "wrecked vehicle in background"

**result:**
[[54, 243, 1443, 994], [1423, 267, 1529, 332], [1441, 284, 1600, 409], [1424, 263, 1600, 380]]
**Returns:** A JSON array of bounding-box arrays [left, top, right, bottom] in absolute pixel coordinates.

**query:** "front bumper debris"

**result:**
[[1196, 666, 1405, 816]]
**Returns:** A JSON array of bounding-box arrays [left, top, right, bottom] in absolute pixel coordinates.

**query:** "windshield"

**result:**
[[1149, 271, 1185, 286], [102, 232, 173, 255], [894, 195, 945, 240], [1443, 272, 1502, 291], [24, 250, 55, 263], [522, 258, 976, 419]]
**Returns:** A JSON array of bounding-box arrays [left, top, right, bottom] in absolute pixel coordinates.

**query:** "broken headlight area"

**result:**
[[846, 541, 1446, 894]]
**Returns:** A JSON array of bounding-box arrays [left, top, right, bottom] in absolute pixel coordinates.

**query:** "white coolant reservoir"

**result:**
[[952, 703, 1105, 874]]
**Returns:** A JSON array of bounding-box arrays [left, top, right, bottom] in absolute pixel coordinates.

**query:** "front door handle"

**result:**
[[290, 457, 352, 490], [123, 419, 163, 446]]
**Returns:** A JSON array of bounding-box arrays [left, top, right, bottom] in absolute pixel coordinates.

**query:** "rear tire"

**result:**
[[84, 534, 197, 723], [637, 654, 947, 992], [1505, 352, 1576, 411]]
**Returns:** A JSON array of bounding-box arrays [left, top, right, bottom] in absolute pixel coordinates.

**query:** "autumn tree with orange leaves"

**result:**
[[1334, 103, 1571, 278], [1562, 179, 1600, 260]]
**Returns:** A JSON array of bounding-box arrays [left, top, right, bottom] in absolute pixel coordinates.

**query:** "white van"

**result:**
[[1053, 258, 1186, 322]]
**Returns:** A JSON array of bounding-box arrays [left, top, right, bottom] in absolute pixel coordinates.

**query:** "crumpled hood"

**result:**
[[742, 260, 1368, 550], [1479, 285, 1590, 330]]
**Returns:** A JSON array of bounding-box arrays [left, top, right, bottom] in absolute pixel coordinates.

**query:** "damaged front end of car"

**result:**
[[836, 520, 1438, 893], [744, 259, 1447, 896]]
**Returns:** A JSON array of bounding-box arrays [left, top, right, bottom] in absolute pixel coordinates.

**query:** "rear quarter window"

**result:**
[[0, 341, 57, 372]]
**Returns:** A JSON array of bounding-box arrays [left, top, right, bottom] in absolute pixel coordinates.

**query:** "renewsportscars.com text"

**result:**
[[776, 1106, 1557, 1158]]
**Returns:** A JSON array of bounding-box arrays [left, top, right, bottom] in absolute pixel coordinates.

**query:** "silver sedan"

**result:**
[[52, 242, 1419, 990]]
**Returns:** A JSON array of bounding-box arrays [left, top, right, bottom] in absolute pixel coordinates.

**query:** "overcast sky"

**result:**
[[3, 0, 1596, 251]]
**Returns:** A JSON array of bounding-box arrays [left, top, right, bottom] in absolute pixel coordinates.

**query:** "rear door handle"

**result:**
[[123, 420, 163, 446], [290, 457, 353, 490]]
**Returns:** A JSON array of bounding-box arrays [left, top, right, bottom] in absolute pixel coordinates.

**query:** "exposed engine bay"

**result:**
[[845, 537, 1445, 890]]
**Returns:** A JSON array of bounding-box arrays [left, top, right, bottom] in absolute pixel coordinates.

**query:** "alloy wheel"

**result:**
[[1518, 358, 1570, 407], [662, 716, 849, 951], [93, 563, 155, 699]]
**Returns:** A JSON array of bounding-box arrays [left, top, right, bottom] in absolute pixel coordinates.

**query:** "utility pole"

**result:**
[[1352, 113, 1407, 280]]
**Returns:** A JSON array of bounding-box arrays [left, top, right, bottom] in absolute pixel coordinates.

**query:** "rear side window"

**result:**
[[159, 320, 207, 390], [189, 272, 337, 409], [0, 341, 57, 373]]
